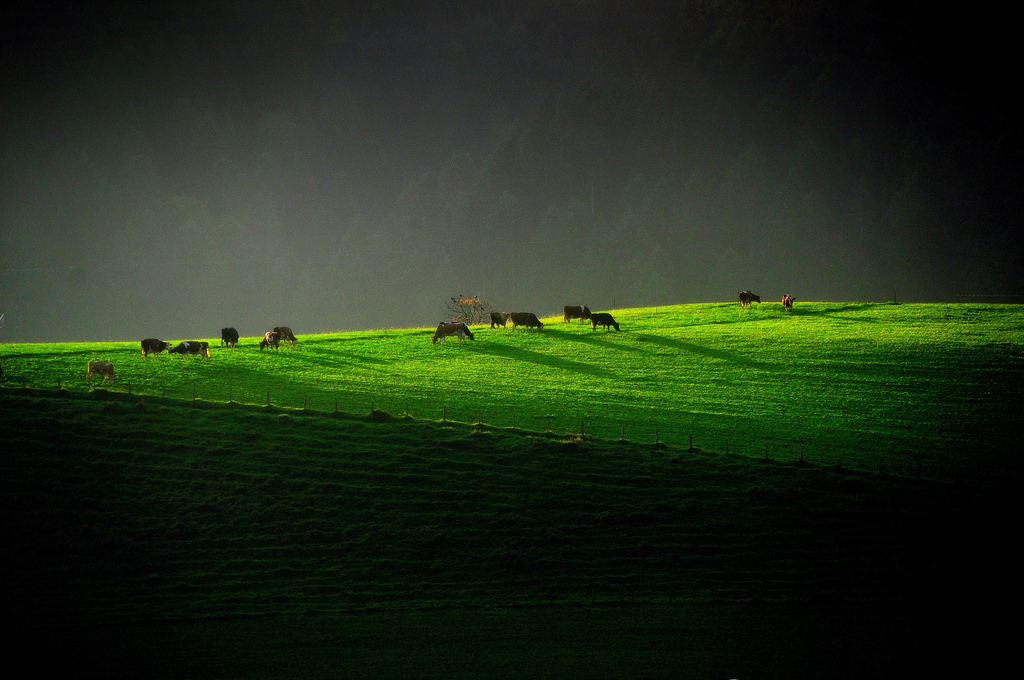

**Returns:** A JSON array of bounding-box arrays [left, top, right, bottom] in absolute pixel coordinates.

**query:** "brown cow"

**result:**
[[563, 305, 592, 323], [87, 360, 116, 381], [432, 321, 475, 344], [260, 331, 281, 351], [489, 312, 510, 329], [738, 290, 761, 307], [508, 312, 544, 330], [273, 326, 298, 346], [782, 294, 794, 311]]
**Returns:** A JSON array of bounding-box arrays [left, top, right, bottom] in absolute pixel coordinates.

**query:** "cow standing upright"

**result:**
[[489, 312, 510, 329], [140, 338, 171, 357], [563, 305, 592, 324], [739, 291, 761, 307], [273, 326, 297, 346], [508, 312, 544, 330], [221, 327, 239, 348], [87, 360, 116, 381], [782, 294, 794, 312]]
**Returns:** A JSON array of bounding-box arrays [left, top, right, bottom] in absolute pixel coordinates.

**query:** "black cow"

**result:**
[[563, 305, 592, 323], [508, 312, 544, 330], [169, 341, 210, 358], [738, 290, 761, 307], [221, 327, 239, 348], [489, 312, 510, 329], [591, 312, 620, 331], [140, 338, 171, 357], [260, 331, 281, 351], [273, 326, 298, 346]]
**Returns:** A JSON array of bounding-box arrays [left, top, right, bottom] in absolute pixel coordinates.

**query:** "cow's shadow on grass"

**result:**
[[467, 341, 613, 378], [632, 333, 771, 369], [277, 346, 391, 370], [794, 303, 881, 322], [543, 327, 645, 353]]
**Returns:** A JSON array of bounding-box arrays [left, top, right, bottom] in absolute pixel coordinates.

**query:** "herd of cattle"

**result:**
[[84, 294, 793, 379], [86, 326, 299, 382], [431, 293, 790, 345], [431, 306, 622, 344], [739, 290, 795, 312]]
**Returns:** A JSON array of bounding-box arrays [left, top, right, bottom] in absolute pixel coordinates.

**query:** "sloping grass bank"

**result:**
[[3, 302, 1022, 485], [3, 386, 1010, 630]]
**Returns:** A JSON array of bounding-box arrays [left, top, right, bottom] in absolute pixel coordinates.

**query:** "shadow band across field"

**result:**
[[467, 342, 613, 378], [633, 333, 771, 369]]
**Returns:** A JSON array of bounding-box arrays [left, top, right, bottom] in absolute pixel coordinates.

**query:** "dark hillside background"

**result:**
[[2, 1, 1019, 341]]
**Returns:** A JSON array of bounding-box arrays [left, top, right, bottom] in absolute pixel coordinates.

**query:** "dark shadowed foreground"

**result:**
[[2, 389, 1013, 678]]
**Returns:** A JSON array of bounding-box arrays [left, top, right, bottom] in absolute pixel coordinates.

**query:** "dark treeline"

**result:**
[[1, 1, 1018, 341]]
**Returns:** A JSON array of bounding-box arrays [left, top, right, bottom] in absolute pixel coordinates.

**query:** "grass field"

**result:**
[[4, 302, 1022, 484], [3, 302, 1022, 677]]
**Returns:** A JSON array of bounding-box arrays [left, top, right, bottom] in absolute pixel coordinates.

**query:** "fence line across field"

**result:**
[[5, 372, 924, 481]]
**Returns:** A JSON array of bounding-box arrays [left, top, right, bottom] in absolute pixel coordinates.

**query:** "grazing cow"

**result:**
[[260, 331, 281, 351], [169, 341, 210, 358], [273, 326, 298, 346], [140, 338, 171, 357], [221, 327, 239, 348], [432, 321, 475, 344], [563, 305, 592, 324], [489, 312, 510, 329], [508, 312, 544, 330], [87, 360, 116, 381], [782, 294, 794, 312], [738, 290, 761, 307], [591, 312, 620, 331]]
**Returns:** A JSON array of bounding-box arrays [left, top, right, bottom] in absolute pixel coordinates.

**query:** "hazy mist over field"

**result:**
[[1, 1, 1019, 342]]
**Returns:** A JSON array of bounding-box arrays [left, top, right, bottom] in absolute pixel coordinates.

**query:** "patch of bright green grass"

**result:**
[[3, 302, 1022, 483]]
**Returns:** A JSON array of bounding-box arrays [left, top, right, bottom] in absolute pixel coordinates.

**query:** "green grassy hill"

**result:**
[[4, 302, 1022, 484], [3, 302, 1021, 677]]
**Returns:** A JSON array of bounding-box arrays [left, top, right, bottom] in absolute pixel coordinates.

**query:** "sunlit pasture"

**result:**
[[3, 302, 1022, 483]]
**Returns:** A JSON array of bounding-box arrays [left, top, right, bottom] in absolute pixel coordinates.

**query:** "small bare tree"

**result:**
[[443, 294, 491, 325]]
